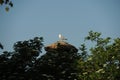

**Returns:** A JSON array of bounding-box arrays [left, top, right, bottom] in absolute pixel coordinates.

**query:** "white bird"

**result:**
[[58, 34, 67, 41]]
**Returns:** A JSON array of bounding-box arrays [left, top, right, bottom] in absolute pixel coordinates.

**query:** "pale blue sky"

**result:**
[[0, 0, 120, 51]]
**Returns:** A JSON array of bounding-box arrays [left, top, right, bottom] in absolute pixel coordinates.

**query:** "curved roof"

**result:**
[[44, 41, 78, 53]]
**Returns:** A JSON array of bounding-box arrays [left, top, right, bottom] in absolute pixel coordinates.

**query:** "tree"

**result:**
[[0, 37, 43, 80], [77, 31, 120, 80], [27, 41, 80, 80], [0, 0, 13, 11], [0, 31, 120, 80]]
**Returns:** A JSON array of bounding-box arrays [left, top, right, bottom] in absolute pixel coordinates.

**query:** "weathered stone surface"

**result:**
[[44, 41, 78, 53]]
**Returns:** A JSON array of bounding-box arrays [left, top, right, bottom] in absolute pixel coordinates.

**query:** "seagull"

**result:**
[[58, 34, 67, 41]]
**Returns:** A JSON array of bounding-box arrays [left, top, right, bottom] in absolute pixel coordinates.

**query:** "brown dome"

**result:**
[[44, 41, 78, 53]]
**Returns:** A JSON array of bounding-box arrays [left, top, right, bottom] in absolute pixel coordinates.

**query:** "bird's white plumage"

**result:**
[[59, 34, 62, 39], [58, 34, 67, 41]]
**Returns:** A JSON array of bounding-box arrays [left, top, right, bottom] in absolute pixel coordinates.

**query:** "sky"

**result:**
[[0, 0, 120, 52]]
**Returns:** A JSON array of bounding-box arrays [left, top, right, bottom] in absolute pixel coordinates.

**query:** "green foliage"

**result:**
[[0, 0, 13, 11], [78, 31, 120, 80], [78, 43, 88, 61], [0, 31, 120, 80], [27, 43, 80, 80], [0, 37, 43, 80]]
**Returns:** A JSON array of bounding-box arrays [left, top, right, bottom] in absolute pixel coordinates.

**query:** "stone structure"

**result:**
[[44, 41, 78, 53]]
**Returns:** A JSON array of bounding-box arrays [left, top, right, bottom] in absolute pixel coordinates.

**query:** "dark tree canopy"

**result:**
[[78, 31, 120, 80], [0, 0, 13, 11], [27, 41, 79, 80], [0, 37, 43, 80], [0, 31, 120, 80]]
